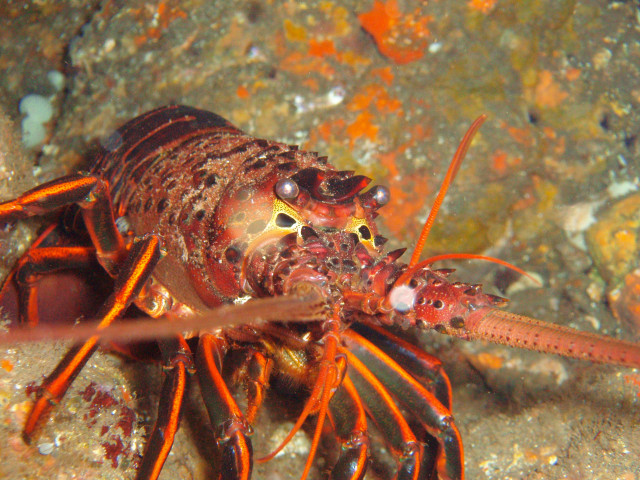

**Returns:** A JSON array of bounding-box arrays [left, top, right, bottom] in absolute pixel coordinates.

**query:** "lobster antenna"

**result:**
[[409, 115, 487, 267], [0, 287, 326, 345], [420, 253, 542, 285]]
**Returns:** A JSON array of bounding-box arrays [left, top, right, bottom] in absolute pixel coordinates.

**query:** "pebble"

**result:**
[[37, 441, 55, 455]]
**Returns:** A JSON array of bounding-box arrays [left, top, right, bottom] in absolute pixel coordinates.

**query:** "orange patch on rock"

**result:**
[[348, 84, 402, 114], [308, 38, 337, 57], [133, 1, 187, 45], [535, 70, 569, 108], [1, 359, 13, 372], [347, 111, 379, 146], [491, 150, 509, 176], [468, 0, 498, 13], [358, 0, 433, 65], [377, 144, 428, 240], [565, 67, 581, 81], [279, 51, 336, 78], [236, 85, 250, 99], [501, 121, 535, 148], [624, 374, 640, 399], [474, 352, 504, 369], [372, 66, 395, 86]]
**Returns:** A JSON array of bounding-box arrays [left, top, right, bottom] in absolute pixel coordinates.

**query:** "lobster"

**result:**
[[1, 105, 639, 480]]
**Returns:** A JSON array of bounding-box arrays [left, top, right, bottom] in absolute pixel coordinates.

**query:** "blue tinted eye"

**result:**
[[373, 185, 390, 206], [275, 178, 299, 199]]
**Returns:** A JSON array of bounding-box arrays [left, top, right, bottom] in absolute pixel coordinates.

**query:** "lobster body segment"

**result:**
[[92, 105, 333, 311], [1, 105, 639, 480]]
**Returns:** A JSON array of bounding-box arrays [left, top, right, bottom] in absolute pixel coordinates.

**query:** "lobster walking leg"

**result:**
[[136, 336, 193, 480], [350, 323, 453, 411], [0, 174, 126, 274], [197, 333, 253, 480], [342, 330, 463, 480], [23, 235, 162, 438], [240, 349, 273, 425], [342, 348, 424, 480], [0, 174, 97, 222], [14, 246, 97, 327], [257, 314, 345, 480], [327, 375, 369, 480]]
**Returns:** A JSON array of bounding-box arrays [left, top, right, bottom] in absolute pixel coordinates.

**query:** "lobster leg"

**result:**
[[136, 335, 193, 480], [342, 330, 463, 480], [0, 173, 126, 275], [0, 174, 97, 222], [327, 374, 369, 480], [197, 333, 253, 480], [340, 346, 424, 480], [350, 323, 453, 411], [14, 246, 97, 327], [239, 349, 273, 425], [257, 314, 344, 480], [22, 235, 162, 438]]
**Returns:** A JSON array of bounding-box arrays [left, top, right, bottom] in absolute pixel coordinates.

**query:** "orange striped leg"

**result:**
[[14, 246, 97, 327], [239, 349, 273, 425], [352, 324, 454, 475], [135, 336, 193, 480], [327, 375, 369, 480], [342, 330, 463, 480], [197, 334, 253, 480], [0, 173, 126, 275], [22, 235, 162, 439], [341, 346, 423, 480], [0, 174, 97, 222], [350, 323, 453, 411]]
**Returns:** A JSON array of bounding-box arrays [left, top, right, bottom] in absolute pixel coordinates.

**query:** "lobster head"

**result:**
[[239, 166, 392, 298], [240, 164, 507, 340]]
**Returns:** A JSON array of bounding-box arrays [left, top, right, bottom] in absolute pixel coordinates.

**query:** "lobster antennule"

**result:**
[[463, 307, 640, 369], [409, 114, 487, 267], [420, 253, 541, 285]]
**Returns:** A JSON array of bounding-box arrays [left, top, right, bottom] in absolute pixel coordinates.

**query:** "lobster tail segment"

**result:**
[[464, 308, 640, 369]]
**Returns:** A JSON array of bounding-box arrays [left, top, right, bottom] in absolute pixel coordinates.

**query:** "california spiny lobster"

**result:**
[[0, 105, 639, 480]]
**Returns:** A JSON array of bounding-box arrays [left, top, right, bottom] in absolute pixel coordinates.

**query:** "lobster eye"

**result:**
[[372, 185, 390, 206], [275, 178, 300, 200]]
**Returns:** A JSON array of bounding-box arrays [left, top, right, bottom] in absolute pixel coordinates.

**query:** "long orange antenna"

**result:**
[[420, 253, 542, 285], [409, 115, 487, 266]]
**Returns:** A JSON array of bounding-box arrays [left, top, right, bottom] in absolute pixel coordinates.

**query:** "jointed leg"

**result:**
[[236, 348, 273, 425], [350, 323, 453, 411], [14, 246, 97, 327], [257, 313, 345, 480], [0, 174, 97, 222], [342, 329, 463, 480], [197, 333, 253, 480], [136, 335, 193, 480], [22, 235, 162, 439], [328, 375, 369, 480], [341, 346, 423, 480], [0, 173, 126, 275], [2, 172, 130, 331]]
